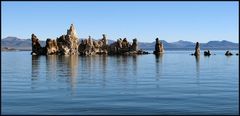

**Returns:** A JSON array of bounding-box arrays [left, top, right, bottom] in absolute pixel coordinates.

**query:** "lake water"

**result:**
[[1, 50, 239, 115]]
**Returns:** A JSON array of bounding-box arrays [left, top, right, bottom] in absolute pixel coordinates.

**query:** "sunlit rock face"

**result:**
[[109, 38, 129, 54], [78, 34, 108, 55], [31, 24, 149, 56], [194, 42, 200, 56], [31, 34, 45, 55], [67, 24, 78, 39], [108, 38, 148, 55], [46, 39, 58, 55], [57, 24, 79, 55], [153, 38, 164, 54]]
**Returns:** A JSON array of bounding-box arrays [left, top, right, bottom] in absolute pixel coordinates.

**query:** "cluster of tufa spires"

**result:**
[[31, 24, 238, 56], [190, 42, 238, 56], [31, 24, 150, 56]]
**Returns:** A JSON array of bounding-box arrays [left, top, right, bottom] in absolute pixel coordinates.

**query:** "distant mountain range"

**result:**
[[1, 36, 239, 51]]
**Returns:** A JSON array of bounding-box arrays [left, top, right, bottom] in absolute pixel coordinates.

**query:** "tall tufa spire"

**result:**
[[67, 24, 78, 38]]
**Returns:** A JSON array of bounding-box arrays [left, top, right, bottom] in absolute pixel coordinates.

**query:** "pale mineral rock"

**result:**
[[78, 34, 109, 55], [46, 38, 58, 55], [31, 24, 149, 56], [192, 42, 200, 56], [108, 38, 147, 55], [57, 24, 79, 55]]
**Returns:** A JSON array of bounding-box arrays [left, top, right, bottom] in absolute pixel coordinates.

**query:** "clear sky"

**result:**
[[1, 1, 239, 43]]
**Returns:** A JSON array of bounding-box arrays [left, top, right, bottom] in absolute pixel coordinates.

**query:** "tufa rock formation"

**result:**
[[204, 50, 211, 56], [46, 38, 58, 55], [153, 38, 164, 54], [57, 24, 79, 55], [78, 34, 108, 55], [108, 38, 148, 55], [31, 34, 46, 55], [191, 42, 200, 56], [31, 24, 148, 56], [131, 38, 138, 51]]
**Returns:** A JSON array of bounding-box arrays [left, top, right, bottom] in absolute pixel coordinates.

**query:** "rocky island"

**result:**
[[31, 24, 149, 56]]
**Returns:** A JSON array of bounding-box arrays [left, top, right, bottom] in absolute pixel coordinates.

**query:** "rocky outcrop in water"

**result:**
[[108, 38, 148, 55], [31, 24, 149, 55], [46, 39, 58, 55], [78, 34, 108, 55], [204, 50, 211, 56], [191, 42, 200, 56], [31, 34, 46, 55], [153, 38, 164, 54], [56, 24, 79, 55], [225, 50, 233, 56]]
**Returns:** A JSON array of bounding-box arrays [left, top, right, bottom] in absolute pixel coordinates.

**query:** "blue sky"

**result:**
[[1, 1, 238, 43]]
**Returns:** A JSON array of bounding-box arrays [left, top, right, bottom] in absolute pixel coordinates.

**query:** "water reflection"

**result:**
[[155, 54, 163, 88], [31, 55, 79, 94], [32, 55, 40, 79], [46, 55, 57, 80], [99, 55, 108, 87], [79, 56, 93, 83], [115, 55, 129, 80], [57, 55, 78, 89], [195, 55, 200, 79], [155, 54, 163, 79], [195, 55, 200, 95], [132, 55, 137, 76], [31, 55, 40, 89]]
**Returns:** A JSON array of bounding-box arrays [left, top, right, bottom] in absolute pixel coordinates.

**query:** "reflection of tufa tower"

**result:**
[[154, 37, 164, 54]]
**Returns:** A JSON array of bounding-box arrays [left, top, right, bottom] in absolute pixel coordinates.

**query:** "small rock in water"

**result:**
[[204, 50, 211, 56], [225, 50, 233, 56]]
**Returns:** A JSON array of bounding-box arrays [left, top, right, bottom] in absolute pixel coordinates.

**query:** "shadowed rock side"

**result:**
[[191, 42, 200, 56], [31, 34, 46, 55], [153, 38, 164, 54], [31, 24, 149, 56], [204, 50, 211, 56], [225, 50, 233, 56]]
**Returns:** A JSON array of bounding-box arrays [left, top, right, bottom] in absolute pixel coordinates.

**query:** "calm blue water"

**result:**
[[2, 50, 239, 115]]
